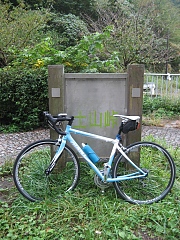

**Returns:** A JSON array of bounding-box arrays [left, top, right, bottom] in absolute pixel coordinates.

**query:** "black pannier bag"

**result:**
[[122, 120, 139, 134]]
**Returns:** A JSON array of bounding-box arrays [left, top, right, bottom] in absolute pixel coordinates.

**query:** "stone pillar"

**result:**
[[126, 64, 144, 145], [48, 65, 66, 140]]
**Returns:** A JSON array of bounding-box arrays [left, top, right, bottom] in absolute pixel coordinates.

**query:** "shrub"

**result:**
[[0, 68, 48, 132], [0, 1, 50, 67], [143, 95, 180, 117], [61, 26, 123, 73], [47, 13, 89, 50], [10, 37, 58, 69]]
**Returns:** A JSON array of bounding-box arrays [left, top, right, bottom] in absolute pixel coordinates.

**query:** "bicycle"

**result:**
[[13, 112, 176, 204]]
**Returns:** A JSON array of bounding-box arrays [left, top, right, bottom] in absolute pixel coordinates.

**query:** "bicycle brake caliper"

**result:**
[[103, 163, 111, 182]]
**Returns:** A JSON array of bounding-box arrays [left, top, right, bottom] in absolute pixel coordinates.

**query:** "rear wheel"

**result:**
[[112, 142, 175, 204], [13, 139, 80, 201]]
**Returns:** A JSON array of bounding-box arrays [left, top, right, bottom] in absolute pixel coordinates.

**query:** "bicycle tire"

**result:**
[[13, 139, 80, 202], [112, 141, 176, 204]]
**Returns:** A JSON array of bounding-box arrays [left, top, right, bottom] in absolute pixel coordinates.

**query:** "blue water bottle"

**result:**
[[82, 143, 100, 163]]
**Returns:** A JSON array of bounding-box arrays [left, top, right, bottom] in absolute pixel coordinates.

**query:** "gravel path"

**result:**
[[0, 126, 179, 166]]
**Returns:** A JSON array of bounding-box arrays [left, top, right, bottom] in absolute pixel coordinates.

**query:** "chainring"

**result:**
[[94, 170, 112, 189]]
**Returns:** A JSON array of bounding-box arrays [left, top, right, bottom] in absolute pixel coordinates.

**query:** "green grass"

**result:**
[[0, 137, 180, 240]]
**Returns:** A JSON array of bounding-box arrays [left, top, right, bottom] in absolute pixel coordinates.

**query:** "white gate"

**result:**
[[144, 73, 180, 98]]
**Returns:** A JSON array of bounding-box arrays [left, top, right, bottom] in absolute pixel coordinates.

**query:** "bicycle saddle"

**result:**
[[113, 114, 140, 121]]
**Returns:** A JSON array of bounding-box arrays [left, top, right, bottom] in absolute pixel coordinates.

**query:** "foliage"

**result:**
[[58, 26, 123, 73], [84, 0, 180, 72], [0, 0, 50, 67], [46, 13, 89, 50], [0, 143, 180, 239], [143, 95, 180, 118], [0, 68, 48, 132], [1, 0, 179, 72], [10, 37, 58, 69], [171, 0, 180, 7], [50, 0, 97, 17], [9, 0, 98, 17], [8, 27, 122, 73]]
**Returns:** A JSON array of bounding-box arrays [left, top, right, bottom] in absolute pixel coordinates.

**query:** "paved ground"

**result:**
[[0, 124, 179, 166]]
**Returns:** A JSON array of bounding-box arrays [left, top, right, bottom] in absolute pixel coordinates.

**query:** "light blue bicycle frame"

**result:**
[[52, 124, 147, 183]]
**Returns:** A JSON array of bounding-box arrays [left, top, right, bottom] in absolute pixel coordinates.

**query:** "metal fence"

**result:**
[[144, 73, 180, 98]]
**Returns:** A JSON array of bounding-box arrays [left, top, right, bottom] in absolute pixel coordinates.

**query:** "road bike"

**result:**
[[13, 112, 176, 204]]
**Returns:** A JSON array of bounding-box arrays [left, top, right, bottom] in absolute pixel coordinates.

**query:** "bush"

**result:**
[[143, 95, 180, 117], [0, 1, 50, 67], [47, 13, 89, 50], [61, 27, 123, 73], [10, 37, 58, 69], [0, 68, 48, 132]]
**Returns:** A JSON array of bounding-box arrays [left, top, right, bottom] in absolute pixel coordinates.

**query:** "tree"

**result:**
[[84, 0, 180, 72], [6, 0, 97, 17], [0, 1, 49, 67], [46, 13, 89, 50]]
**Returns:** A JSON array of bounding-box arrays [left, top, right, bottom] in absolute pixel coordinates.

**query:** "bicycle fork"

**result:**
[[44, 138, 66, 175]]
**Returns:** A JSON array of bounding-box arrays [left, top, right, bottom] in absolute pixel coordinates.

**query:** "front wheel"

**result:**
[[13, 139, 80, 201], [112, 141, 176, 204]]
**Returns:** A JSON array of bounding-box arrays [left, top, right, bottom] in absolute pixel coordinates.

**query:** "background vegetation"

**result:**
[[0, 0, 180, 131], [143, 95, 180, 119], [0, 68, 48, 132]]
